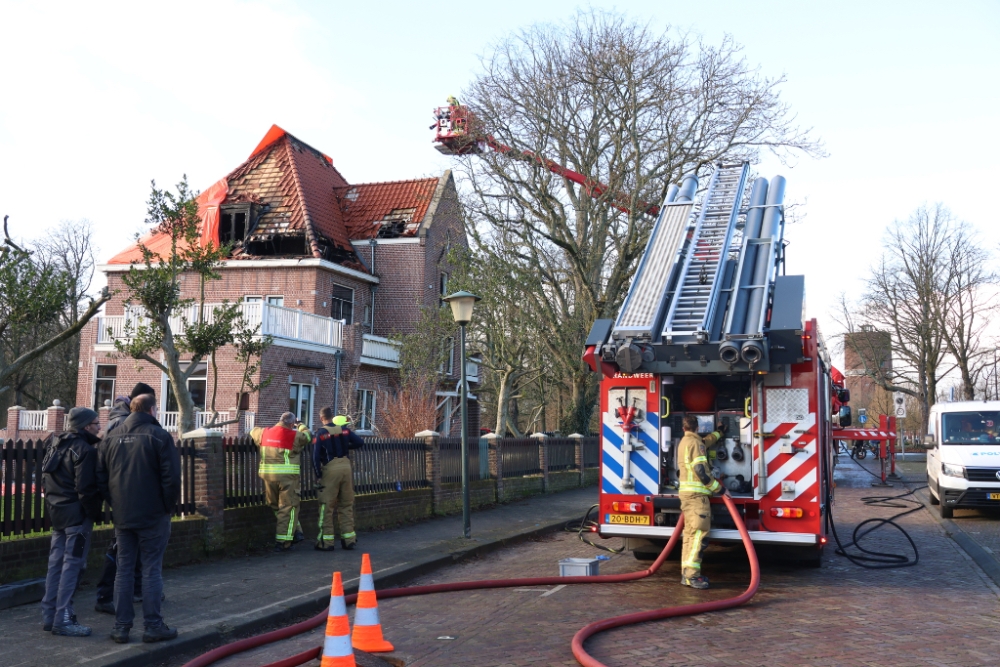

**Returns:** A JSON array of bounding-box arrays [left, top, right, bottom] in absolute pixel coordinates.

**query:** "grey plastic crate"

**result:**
[[559, 557, 600, 577]]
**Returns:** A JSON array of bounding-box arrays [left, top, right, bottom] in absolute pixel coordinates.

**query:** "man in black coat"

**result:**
[[96, 393, 180, 644], [94, 382, 155, 614], [40, 407, 103, 636]]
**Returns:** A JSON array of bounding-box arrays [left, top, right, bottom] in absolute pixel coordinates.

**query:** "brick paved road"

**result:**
[[190, 465, 1000, 667]]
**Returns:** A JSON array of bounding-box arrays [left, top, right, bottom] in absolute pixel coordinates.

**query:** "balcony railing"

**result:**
[[18, 410, 48, 431], [97, 303, 343, 350], [360, 334, 402, 368], [159, 410, 255, 434]]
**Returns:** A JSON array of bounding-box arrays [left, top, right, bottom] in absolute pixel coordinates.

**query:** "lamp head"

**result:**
[[442, 290, 481, 325]]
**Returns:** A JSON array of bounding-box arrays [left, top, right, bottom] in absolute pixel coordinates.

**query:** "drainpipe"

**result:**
[[333, 350, 343, 413], [368, 238, 377, 335]]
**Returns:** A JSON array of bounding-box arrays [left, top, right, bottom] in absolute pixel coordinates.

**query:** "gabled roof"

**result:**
[[106, 126, 442, 266], [337, 178, 440, 240]]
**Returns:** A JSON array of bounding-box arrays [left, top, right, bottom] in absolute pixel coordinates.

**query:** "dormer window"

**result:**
[[220, 204, 252, 246]]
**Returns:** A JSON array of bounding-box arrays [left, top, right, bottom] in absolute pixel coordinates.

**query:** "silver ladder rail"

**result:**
[[661, 163, 748, 343]]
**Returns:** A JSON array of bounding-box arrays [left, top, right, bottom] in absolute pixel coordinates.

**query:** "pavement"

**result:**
[[0, 486, 599, 667], [5, 452, 1000, 667]]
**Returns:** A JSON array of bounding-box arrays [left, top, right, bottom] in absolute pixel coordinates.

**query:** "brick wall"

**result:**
[[0, 517, 207, 583]]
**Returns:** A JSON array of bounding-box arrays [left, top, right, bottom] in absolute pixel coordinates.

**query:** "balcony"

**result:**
[[360, 334, 402, 368], [96, 303, 344, 353]]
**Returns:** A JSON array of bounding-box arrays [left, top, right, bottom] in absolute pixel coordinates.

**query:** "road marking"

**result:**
[[541, 585, 566, 597]]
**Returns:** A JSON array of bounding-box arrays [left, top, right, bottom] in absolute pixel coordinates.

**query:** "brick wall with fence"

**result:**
[[1, 431, 599, 582]]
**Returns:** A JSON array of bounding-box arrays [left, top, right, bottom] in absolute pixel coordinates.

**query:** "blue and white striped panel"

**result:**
[[602, 410, 660, 495]]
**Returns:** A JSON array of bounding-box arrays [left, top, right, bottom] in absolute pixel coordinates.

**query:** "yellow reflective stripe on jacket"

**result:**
[[679, 433, 721, 495], [259, 447, 299, 475]]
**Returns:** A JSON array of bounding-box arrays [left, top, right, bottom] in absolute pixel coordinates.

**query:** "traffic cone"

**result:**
[[321, 572, 356, 667], [351, 553, 394, 652]]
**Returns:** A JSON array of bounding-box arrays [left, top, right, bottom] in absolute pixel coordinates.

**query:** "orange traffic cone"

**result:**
[[321, 572, 356, 667], [351, 553, 394, 652]]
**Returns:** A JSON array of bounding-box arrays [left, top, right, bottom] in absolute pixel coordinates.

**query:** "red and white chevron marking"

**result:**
[[752, 414, 818, 502]]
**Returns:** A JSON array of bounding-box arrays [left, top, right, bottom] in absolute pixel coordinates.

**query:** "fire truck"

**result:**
[[433, 103, 839, 564]]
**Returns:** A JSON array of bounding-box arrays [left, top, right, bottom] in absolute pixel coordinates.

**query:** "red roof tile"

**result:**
[[337, 178, 440, 239]]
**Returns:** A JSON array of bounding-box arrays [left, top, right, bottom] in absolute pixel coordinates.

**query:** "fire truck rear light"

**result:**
[[611, 501, 644, 513], [820, 537, 828, 545], [770, 507, 804, 518]]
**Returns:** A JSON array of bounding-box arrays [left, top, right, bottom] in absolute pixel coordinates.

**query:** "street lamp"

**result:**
[[442, 290, 481, 538]]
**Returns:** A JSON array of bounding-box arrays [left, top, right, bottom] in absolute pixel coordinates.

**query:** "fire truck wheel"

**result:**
[[940, 503, 953, 519], [634, 545, 681, 561]]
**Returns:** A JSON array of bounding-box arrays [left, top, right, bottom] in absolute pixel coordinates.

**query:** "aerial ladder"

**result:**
[[433, 100, 834, 561]]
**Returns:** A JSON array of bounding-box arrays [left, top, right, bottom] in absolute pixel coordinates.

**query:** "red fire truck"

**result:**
[[434, 103, 841, 564]]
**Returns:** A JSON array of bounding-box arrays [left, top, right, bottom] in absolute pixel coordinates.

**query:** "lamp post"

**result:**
[[442, 290, 481, 538]]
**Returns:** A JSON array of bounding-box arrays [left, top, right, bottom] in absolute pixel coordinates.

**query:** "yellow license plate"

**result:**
[[989, 493, 1000, 501], [607, 513, 650, 525]]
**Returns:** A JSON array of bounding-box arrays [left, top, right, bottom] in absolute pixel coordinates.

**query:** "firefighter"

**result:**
[[446, 95, 460, 107], [312, 408, 365, 551], [249, 412, 311, 552], [677, 414, 728, 589]]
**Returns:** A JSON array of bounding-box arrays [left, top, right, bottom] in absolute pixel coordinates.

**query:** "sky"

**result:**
[[1, 0, 998, 365]]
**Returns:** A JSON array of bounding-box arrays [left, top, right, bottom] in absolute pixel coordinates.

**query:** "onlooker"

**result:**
[[95, 382, 156, 614], [97, 394, 180, 644], [249, 412, 311, 552], [312, 409, 365, 551], [40, 408, 103, 637]]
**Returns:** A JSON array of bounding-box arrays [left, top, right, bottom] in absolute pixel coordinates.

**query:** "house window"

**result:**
[[439, 337, 455, 375], [331, 285, 354, 324], [356, 389, 375, 431], [94, 365, 117, 409], [439, 272, 449, 307], [219, 205, 251, 246], [165, 364, 208, 412], [289, 383, 313, 428], [244, 295, 263, 303], [266, 295, 284, 307]]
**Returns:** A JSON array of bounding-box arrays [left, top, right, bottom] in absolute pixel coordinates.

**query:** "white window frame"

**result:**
[[439, 337, 455, 375], [266, 295, 284, 307], [244, 295, 263, 303], [289, 383, 314, 429], [331, 284, 354, 325], [93, 364, 117, 409], [356, 388, 376, 431], [164, 363, 209, 412]]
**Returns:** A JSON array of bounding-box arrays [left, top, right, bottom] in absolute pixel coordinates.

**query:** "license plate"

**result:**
[[607, 513, 650, 525], [989, 493, 1000, 501]]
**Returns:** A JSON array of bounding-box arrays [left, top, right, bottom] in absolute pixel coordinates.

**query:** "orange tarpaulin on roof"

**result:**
[[251, 124, 334, 163], [197, 177, 229, 248]]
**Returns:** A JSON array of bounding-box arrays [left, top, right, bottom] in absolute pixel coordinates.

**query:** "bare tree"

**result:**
[[454, 11, 823, 433], [840, 204, 959, 428], [940, 221, 998, 399], [0, 215, 109, 403]]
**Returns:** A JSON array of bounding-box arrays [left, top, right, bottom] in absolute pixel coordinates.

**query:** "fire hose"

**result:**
[[182, 493, 759, 667]]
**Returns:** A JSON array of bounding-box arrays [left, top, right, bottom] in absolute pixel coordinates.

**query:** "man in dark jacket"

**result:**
[[40, 407, 103, 636], [95, 382, 156, 614], [312, 409, 365, 551], [97, 393, 180, 644]]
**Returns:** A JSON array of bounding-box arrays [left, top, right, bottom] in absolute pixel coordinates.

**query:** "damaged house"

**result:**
[[75, 125, 478, 435]]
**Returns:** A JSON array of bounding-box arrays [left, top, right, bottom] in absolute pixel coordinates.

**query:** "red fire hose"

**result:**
[[182, 494, 759, 667]]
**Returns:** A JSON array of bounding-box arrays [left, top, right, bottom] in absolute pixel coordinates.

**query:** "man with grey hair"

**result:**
[[40, 407, 103, 636], [249, 412, 311, 552]]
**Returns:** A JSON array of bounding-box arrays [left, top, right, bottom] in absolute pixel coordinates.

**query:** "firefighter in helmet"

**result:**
[[312, 408, 365, 551], [677, 414, 728, 589], [250, 412, 311, 552]]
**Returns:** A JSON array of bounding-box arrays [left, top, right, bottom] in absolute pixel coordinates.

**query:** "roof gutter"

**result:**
[[98, 258, 379, 284]]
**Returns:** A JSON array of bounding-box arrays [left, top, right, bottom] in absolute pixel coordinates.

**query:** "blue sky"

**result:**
[[1, 0, 997, 355]]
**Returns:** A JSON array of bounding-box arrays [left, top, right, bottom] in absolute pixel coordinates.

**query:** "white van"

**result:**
[[926, 401, 1000, 518]]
